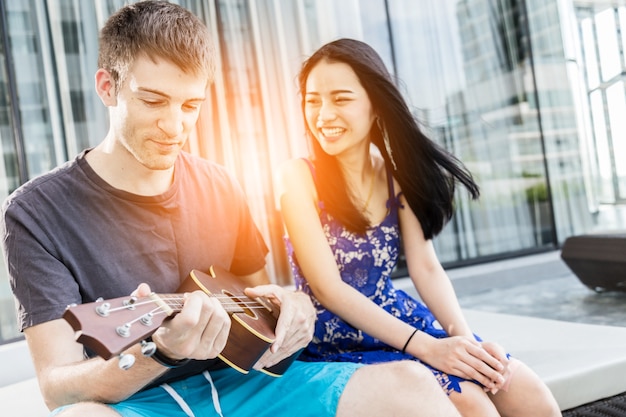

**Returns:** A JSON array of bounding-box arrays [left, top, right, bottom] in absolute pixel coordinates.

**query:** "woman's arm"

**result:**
[[398, 194, 473, 338], [398, 193, 508, 386], [276, 159, 417, 348]]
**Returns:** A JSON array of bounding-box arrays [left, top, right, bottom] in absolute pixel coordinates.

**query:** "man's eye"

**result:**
[[142, 99, 163, 106]]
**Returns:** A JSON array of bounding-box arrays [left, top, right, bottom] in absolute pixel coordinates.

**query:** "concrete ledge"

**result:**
[[0, 339, 36, 386], [0, 377, 46, 416], [0, 340, 47, 416], [464, 309, 626, 410]]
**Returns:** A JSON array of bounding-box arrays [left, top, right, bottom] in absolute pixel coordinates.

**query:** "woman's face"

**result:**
[[304, 60, 376, 158]]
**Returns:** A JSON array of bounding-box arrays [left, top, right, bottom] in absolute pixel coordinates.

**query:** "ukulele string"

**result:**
[[107, 295, 274, 331], [159, 294, 269, 309]]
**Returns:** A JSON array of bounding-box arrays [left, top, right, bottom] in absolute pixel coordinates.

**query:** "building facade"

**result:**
[[0, 0, 623, 344]]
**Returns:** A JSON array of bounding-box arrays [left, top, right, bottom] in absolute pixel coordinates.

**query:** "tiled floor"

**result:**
[[449, 250, 626, 328]]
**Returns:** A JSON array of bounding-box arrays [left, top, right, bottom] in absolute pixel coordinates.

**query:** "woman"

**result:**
[[276, 38, 560, 417]]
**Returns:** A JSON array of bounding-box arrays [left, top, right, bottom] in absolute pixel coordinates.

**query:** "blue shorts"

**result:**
[[49, 361, 362, 417]]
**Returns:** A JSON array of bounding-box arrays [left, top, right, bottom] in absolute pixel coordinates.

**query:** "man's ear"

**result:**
[[95, 68, 117, 106]]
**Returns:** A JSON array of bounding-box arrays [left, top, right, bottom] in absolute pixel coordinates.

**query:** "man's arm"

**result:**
[[26, 285, 232, 411], [25, 318, 168, 410]]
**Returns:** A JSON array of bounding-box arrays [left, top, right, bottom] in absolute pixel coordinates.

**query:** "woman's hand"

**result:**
[[421, 335, 506, 391], [480, 340, 512, 393]]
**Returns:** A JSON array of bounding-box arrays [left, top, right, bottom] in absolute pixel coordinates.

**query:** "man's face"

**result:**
[[109, 56, 207, 170]]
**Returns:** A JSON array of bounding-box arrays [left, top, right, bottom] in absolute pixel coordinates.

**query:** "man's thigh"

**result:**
[[52, 362, 362, 417], [213, 361, 362, 417]]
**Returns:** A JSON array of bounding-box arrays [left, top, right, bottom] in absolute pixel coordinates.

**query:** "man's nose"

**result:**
[[157, 107, 184, 137]]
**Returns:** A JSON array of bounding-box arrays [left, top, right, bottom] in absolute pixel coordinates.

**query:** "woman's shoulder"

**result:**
[[279, 157, 312, 172], [371, 154, 402, 196], [277, 157, 315, 183], [275, 157, 318, 203]]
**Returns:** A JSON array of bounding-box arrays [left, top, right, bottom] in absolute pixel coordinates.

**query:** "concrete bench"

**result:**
[[3, 310, 626, 415], [0, 340, 46, 416], [463, 309, 626, 410]]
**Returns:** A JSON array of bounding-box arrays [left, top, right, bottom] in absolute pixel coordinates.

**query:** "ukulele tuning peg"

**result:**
[[116, 323, 132, 337], [96, 302, 111, 317], [118, 353, 136, 370], [141, 339, 157, 357]]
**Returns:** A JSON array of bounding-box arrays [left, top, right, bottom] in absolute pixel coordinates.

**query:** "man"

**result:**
[[1, 2, 460, 416]]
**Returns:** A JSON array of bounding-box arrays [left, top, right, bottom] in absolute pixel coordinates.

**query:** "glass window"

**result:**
[[606, 82, 626, 196], [581, 18, 599, 89], [590, 90, 613, 202], [596, 8, 621, 82], [1, 0, 625, 345]]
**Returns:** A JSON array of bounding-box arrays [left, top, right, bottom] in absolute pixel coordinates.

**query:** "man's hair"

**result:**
[[98, 0, 215, 90]]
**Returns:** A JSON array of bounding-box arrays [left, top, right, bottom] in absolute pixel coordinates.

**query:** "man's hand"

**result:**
[[244, 286, 315, 369], [133, 284, 232, 361]]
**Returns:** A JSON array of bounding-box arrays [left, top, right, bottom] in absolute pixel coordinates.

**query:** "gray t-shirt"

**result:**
[[1, 149, 269, 383]]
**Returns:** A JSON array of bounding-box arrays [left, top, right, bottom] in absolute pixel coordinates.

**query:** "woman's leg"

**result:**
[[489, 361, 561, 417], [449, 381, 500, 417]]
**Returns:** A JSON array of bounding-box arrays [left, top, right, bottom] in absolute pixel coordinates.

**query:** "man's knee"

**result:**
[[379, 361, 440, 392], [339, 361, 461, 417], [53, 402, 121, 417]]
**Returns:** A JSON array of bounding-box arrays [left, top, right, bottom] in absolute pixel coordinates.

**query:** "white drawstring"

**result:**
[[161, 383, 196, 417], [159, 370, 224, 417], [203, 370, 224, 417]]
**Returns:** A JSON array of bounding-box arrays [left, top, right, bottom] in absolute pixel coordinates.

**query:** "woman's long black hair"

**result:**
[[298, 38, 480, 239]]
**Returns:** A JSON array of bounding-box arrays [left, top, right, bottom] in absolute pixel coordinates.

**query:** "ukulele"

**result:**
[[63, 265, 299, 377]]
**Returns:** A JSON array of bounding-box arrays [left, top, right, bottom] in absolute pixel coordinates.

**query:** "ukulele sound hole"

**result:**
[[222, 290, 257, 319]]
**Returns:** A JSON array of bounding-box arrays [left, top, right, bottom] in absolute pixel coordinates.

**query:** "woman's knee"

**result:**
[[449, 382, 500, 417]]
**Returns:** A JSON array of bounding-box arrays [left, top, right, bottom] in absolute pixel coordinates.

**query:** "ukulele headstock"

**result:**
[[63, 294, 175, 360]]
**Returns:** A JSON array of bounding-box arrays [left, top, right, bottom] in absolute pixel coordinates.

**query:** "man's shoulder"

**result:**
[[3, 155, 83, 211]]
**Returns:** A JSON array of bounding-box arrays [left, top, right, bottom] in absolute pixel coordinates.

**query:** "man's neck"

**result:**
[[85, 142, 175, 196]]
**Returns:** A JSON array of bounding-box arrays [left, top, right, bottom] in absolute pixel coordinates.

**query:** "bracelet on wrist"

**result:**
[[146, 337, 191, 368], [401, 328, 418, 354]]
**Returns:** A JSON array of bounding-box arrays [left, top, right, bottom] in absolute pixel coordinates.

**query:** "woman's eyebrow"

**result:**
[[306, 89, 356, 95]]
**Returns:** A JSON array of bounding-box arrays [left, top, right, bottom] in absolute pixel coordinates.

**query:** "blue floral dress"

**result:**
[[284, 159, 471, 394]]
